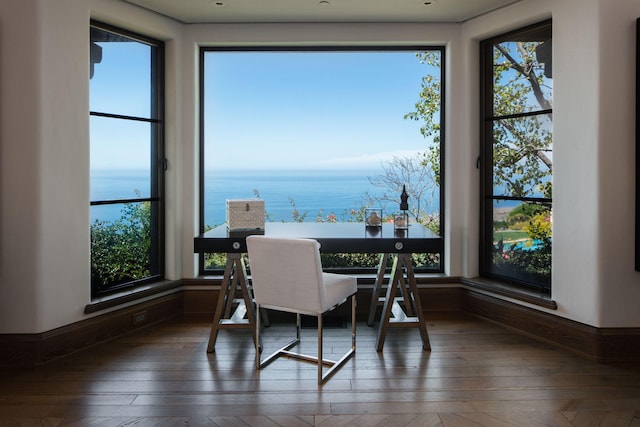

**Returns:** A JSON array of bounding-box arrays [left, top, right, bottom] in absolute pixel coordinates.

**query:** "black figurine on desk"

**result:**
[[400, 184, 409, 211], [395, 185, 409, 233]]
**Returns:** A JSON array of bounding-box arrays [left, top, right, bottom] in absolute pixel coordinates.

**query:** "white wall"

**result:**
[[552, 0, 604, 326], [554, 0, 640, 327], [463, 0, 640, 327], [0, 0, 182, 333], [0, 0, 44, 332], [594, 0, 640, 326], [1, 0, 639, 334], [37, 0, 92, 328]]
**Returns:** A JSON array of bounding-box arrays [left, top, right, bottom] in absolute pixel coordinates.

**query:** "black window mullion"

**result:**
[[198, 47, 445, 276], [479, 20, 553, 293], [91, 197, 159, 206], [486, 109, 553, 122], [89, 21, 165, 298], [89, 111, 160, 123]]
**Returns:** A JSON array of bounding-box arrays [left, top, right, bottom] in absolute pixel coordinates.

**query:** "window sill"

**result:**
[[185, 274, 555, 310], [84, 280, 182, 314], [460, 276, 557, 310]]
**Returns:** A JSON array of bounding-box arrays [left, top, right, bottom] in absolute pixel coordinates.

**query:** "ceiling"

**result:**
[[122, 0, 523, 24]]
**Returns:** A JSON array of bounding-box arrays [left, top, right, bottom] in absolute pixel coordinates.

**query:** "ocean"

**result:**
[[90, 169, 411, 226]]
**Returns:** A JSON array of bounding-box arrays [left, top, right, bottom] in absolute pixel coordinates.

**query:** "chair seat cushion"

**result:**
[[322, 272, 357, 311]]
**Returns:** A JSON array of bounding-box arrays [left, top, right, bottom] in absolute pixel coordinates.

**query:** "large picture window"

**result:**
[[480, 21, 553, 292], [200, 48, 444, 274], [89, 21, 164, 297]]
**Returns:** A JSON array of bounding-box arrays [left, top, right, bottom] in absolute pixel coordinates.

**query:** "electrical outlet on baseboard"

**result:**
[[132, 310, 147, 325]]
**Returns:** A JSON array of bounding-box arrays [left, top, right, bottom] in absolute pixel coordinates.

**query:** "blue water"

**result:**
[[90, 169, 415, 226], [90, 169, 150, 225], [205, 169, 392, 226]]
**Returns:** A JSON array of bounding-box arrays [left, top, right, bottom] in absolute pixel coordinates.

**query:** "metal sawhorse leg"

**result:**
[[207, 253, 265, 352], [367, 253, 414, 325], [368, 253, 431, 352]]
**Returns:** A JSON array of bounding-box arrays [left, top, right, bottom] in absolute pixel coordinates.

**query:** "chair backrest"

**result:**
[[246, 235, 326, 315]]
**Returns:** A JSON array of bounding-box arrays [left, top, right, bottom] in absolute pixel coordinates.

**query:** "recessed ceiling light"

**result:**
[[319, 1, 330, 6]]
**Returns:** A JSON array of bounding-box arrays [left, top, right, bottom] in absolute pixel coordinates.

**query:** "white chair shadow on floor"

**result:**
[[246, 235, 357, 385]]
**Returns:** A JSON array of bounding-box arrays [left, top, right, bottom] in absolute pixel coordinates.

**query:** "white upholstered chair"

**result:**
[[246, 235, 357, 384]]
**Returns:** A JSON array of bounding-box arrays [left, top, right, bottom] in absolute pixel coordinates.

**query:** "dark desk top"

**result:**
[[194, 222, 443, 254]]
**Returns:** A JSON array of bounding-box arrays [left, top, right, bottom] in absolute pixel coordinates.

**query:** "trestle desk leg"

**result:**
[[375, 253, 431, 352], [206, 253, 258, 353], [206, 254, 235, 353], [402, 254, 431, 351], [367, 253, 389, 326]]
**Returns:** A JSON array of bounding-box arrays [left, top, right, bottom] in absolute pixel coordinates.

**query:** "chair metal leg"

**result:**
[[256, 309, 300, 370], [351, 293, 357, 351], [255, 294, 357, 385], [255, 303, 262, 370], [317, 314, 323, 385], [255, 304, 260, 369]]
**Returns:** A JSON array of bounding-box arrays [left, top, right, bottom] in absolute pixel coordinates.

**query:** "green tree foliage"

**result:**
[[506, 203, 549, 229], [492, 241, 551, 289], [402, 45, 553, 287], [405, 47, 552, 199], [492, 203, 552, 287], [491, 207, 552, 289], [91, 201, 152, 291], [404, 52, 442, 184], [490, 39, 553, 286], [525, 212, 552, 242], [492, 42, 552, 198]]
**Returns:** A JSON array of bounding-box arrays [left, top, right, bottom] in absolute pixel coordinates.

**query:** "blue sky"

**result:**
[[90, 42, 152, 170], [203, 50, 439, 171], [90, 46, 440, 171]]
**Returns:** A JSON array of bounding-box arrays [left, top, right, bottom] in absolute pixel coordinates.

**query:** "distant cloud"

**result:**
[[315, 150, 422, 169]]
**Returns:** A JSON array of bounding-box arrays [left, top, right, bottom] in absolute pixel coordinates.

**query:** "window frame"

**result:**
[[479, 20, 553, 293], [89, 20, 165, 298], [198, 46, 446, 276]]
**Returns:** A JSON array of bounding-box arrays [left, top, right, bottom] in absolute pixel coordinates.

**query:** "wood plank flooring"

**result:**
[[1, 312, 640, 426]]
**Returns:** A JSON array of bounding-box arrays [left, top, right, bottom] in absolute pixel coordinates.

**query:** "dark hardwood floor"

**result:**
[[1, 311, 640, 426]]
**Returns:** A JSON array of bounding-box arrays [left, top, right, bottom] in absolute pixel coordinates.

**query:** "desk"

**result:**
[[194, 222, 442, 352]]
